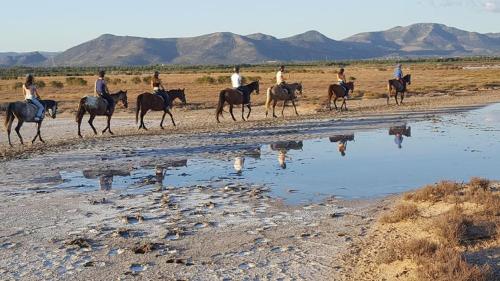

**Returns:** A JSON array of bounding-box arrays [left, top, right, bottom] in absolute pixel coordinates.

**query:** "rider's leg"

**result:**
[[31, 98, 44, 120]]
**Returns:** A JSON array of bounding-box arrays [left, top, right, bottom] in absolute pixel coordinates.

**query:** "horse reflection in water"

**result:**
[[389, 125, 412, 149], [329, 134, 355, 157], [270, 141, 304, 169], [82, 169, 131, 191], [152, 159, 188, 189], [233, 157, 245, 175], [230, 146, 261, 174]]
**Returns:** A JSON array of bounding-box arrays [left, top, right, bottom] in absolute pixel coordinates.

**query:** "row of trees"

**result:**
[[1, 57, 499, 79]]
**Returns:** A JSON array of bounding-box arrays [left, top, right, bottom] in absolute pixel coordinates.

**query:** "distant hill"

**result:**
[[0, 52, 49, 67], [1, 23, 499, 67], [343, 23, 500, 57]]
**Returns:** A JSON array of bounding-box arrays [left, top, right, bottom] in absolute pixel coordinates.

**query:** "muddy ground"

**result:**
[[0, 90, 499, 280]]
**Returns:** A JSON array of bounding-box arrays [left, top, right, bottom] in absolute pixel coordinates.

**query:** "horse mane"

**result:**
[[42, 100, 57, 107]]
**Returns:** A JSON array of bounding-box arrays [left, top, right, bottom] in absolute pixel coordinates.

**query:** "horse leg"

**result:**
[[160, 111, 167, 129], [77, 113, 84, 138], [32, 122, 44, 144], [400, 92, 405, 105], [246, 104, 251, 119], [88, 115, 98, 135], [140, 110, 148, 130], [281, 101, 287, 117], [395, 93, 400, 106], [327, 94, 332, 111], [272, 100, 278, 118], [241, 104, 246, 121], [292, 100, 299, 116], [15, 120, 24, 145], [229, 104, 236, 121], [334, 97, 338, 110], [340, 97, 347, 111], [167, 110, 176, 127], [104, 115, 113, 135]]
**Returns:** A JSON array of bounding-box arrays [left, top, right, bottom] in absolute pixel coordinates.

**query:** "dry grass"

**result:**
[[404, 181, 461, 202], [377, 238, 437, 264], [433, 206, 473, 246], [380, 203, 419, 224], [357, 178, 499, 280], [1, 62, 500, 115], [418, 247, 491, 281]]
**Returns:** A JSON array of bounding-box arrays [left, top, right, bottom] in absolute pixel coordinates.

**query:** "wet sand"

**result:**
[[0, 90, 499, 280]]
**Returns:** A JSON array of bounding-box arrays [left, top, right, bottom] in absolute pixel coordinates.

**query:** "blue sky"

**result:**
[[2, 0, 499, 52]]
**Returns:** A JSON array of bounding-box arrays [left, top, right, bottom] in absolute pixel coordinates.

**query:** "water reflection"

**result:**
[[389, 125, 412, 149], [329, 134, 355, 157], [233, 157, 245, 174], [82, 169, 131, 191], [270, 141, 303, 169], [152, 159, 188, 189]]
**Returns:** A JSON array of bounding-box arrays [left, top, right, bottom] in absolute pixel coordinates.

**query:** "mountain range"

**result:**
[[1, 23, 499, 67]]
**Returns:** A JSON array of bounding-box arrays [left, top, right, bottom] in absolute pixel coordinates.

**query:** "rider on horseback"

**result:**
[[95, 70, 114, 114], [22, 74, 44, 122], [337, 68, 349, 98], [151, 71, 169, 109], [231, 66, 249, 103], [394, 64, 405, 91], [276, 65, 290, 96]]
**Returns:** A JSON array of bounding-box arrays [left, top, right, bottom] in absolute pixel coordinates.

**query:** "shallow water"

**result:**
[[58, 104, 500, 204]]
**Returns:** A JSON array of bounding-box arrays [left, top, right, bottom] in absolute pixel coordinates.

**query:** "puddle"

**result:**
[[56, 104, 500, 204]]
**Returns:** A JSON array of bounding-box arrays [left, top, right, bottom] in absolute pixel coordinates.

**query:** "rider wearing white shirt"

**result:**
[[22, 74, 44, 121], [231, 67, 242, 89], [231, 66, 249, 103], [276, 65, 290, 95]]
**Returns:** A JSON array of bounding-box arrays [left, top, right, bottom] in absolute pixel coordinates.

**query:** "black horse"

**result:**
[[4, 100, 58, 146], [388, 74, 411, 105], [215, 81, 260, 123]]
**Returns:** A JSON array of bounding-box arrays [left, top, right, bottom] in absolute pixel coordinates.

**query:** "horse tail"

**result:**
[[4, 103, 14, 131], [265, 87, 272, 112], [215, 90, 225, 122], [75, 97, 86, 122], [136, 94, 142, 124]]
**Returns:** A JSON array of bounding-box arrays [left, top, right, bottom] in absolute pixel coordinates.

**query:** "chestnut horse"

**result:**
[[215, 81, 260, 123], [135, 89, 187, 130], [76, 90, 128, 137], [387, 74, 411, 105], [4, 100, 58, 146], [327, 82, 354, 111]]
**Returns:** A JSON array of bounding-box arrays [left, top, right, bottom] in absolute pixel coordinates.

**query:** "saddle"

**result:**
[[394, 81, 406, 92], [22, 100, 43, 121], [86, 96, 108, 109]]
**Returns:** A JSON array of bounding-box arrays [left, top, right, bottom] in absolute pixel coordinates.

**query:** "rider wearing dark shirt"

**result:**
[[95, 70, 114, 113]]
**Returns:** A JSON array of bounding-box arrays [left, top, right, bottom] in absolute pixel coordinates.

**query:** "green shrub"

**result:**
[[34, 80, 46, 88], [65, 77, 88, 86], [131, 76, 141, 84], [50, 81, 64, 89], [12, 82, 23, 90], [216, 75, 231, 84], [142, 76, 152, 84], [195, 75, 217, 84]]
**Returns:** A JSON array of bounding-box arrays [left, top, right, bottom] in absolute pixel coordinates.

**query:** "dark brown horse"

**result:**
[[215, 81, 260, 123], [76, 90, 128, 137], [387, 74, 411, 105], [265, 82, 303, 118], [4, 99, 58, 146], [135, 89, 187, 130], [327, 82, 355, 111]]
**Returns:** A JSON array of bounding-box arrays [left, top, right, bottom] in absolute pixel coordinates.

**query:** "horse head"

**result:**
[[180, 88, 187, 104], [253, 81, 260, 95], [404, 74, 411, 85], [118, 90, 128, 108], [45, 100, 58, 119], [295, 82, 303, 95], [349, 82, 355, 93]]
